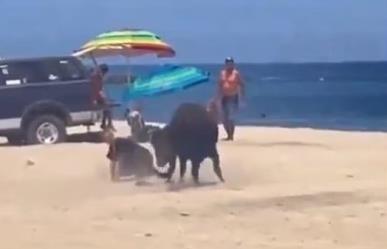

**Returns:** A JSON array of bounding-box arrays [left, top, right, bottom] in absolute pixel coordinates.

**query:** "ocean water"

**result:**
[[104, 62, 387, 132]]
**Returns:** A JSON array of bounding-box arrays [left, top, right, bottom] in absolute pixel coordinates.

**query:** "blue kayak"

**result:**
[[121, 65, 210, 100]]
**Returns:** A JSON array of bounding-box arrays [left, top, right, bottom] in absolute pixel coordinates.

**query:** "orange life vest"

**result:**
[[220, 69, 241, 96]]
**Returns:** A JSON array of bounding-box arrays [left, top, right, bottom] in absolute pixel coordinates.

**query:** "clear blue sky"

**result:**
[[1, 0, 387, 63]]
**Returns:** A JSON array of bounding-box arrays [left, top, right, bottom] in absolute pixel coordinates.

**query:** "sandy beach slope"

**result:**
[[0, 121, 386, 249]]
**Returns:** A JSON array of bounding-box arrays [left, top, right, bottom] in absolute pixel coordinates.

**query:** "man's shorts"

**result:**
[[221, 95, 239, 121]]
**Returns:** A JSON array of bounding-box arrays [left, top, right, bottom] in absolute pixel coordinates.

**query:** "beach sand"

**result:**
[[0, 121, 386, 249]]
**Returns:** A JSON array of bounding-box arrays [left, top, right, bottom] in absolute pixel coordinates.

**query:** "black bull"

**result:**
[[150, 103, 225, 183]]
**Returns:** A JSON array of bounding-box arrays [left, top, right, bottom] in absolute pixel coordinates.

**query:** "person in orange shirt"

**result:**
[[217, 57, 245, 141]]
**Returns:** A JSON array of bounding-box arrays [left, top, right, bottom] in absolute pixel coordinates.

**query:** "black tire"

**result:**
[[25, 115, 66, 145]]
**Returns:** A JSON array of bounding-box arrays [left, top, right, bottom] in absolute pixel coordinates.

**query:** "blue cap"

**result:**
[[225, 57, 234, 63]]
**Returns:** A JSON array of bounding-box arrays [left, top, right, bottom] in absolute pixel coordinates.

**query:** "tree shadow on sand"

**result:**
[[112, 177, 156, 187], [107, 176, 218, 191], [66, 132, 105, 143], [0, 132, 105, 147], [223, 140, 331, 150], [166, 181, 219, 192], [223, 190, 387, 211]]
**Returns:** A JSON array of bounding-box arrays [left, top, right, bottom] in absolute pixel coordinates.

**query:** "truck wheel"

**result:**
[[26, 115, 66, 145]]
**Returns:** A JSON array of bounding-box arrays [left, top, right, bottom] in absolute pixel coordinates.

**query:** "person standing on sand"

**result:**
[[217, 57, 245, 141], [91, 64, 115, 131]]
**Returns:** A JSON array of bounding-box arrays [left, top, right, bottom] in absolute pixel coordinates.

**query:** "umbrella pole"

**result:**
[[90, 52, 98, 68], [124, 56, 133, 110], [125, 57, 142, 112], [125, 56, 131, 82]]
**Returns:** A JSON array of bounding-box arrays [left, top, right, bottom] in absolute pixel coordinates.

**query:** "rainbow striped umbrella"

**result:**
[[73, 29, 175, 58]]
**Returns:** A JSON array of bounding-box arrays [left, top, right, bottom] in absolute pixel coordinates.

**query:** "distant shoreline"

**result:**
[[106, 60, 387, 67]]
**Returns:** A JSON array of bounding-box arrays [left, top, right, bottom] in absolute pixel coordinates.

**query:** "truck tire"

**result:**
[[25, 115, 66, 145]]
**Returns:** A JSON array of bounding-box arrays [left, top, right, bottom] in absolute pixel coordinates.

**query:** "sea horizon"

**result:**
[[105, 62, 387, 133], [101, 60, 387, 67]]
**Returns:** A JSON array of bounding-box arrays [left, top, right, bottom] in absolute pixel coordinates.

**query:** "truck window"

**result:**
[[0, 58, 86, 86], [0, 65, 6, 86], [40, 59, 85, 82], [0, 62, 49, 85], [57, 59, 85, 81]]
